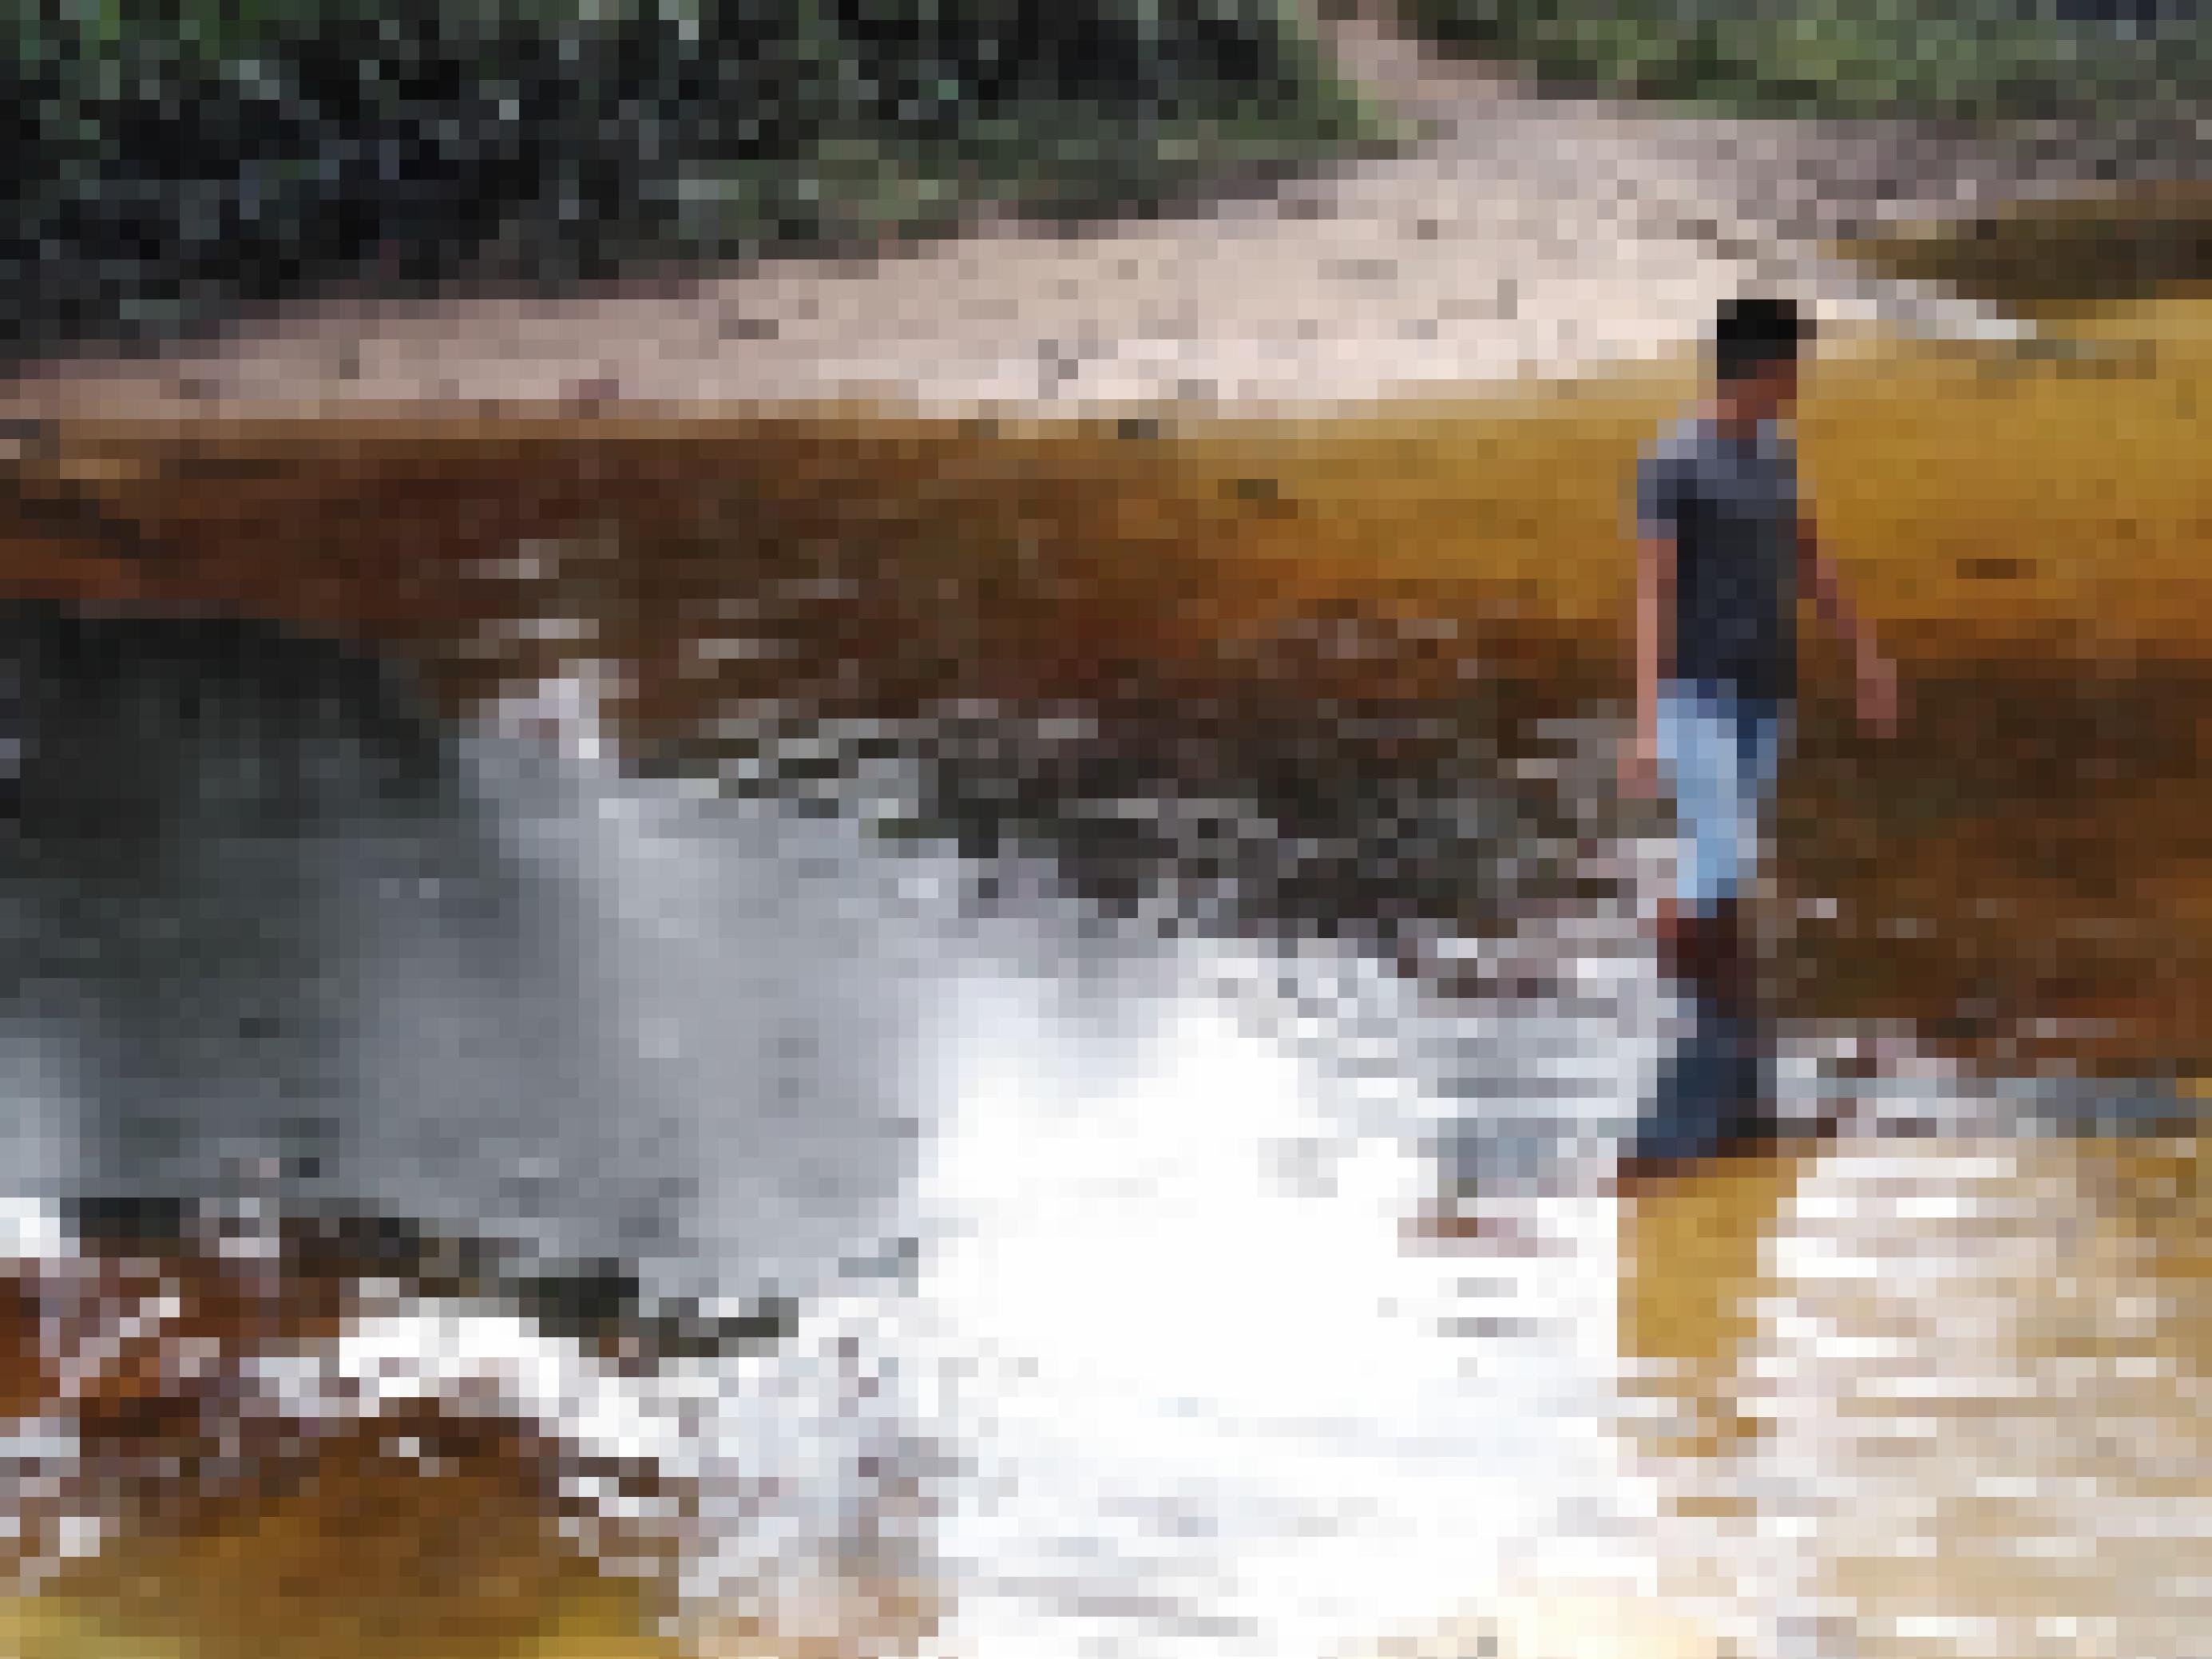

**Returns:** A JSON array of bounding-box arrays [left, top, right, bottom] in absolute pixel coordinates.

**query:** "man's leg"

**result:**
[[1699, 703, 1789, 1152], [1699, 896, 1758, 1024], [1650, 686, 1749, 1015], [1627, 897, 1774, 1186], [1655, 896, 1753, 1020], [1627, 691, 1774, 1186]]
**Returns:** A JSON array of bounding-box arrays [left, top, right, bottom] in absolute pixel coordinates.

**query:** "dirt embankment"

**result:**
[[9, 14, 2182, 430]]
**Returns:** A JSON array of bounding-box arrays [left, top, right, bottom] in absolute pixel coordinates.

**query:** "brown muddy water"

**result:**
[[0, 212, 2209, 1659]]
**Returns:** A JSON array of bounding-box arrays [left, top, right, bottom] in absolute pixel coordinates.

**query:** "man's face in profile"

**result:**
[[1740, 357, 1801, 423]]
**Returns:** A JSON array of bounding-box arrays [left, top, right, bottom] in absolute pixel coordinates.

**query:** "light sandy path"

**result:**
[[17, 14, 2193, 429]]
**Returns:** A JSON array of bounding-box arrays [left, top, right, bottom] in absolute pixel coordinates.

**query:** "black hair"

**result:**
[[1713, 295, 1809, 383]]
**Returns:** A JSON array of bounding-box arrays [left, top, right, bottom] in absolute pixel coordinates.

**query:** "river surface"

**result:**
[[0, 595, 2202, 1659]]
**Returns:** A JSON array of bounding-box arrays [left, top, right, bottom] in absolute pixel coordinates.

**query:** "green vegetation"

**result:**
[[1397, 0, 2210, 119], [1, 0, 1377, 357]]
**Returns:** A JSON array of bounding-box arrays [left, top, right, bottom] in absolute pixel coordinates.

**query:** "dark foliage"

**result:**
[[2, 0, 1361, 361]]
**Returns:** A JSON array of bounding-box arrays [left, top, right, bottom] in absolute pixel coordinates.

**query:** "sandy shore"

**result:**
[[19, 14, 2205, 430]]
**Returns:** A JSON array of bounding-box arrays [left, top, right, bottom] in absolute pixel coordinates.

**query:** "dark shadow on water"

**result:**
[[894, 703, 1614, 959]]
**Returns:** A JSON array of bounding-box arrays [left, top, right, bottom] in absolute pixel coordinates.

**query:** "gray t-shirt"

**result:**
[[1634, 414, 1800, 711]]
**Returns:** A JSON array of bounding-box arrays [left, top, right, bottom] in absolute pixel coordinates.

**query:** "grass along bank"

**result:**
[[1395, 0, 2211, 121]]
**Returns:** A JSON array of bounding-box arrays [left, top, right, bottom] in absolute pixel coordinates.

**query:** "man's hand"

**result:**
[[1857, 652, 1901, 738], [1805, 525, 1901, 738]]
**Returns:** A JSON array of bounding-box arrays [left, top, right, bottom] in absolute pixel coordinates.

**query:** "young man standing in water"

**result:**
[[1619, 295, 1901, 1174]]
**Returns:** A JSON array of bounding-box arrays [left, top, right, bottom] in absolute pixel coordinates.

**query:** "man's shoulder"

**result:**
[[1639, 414, 1714, 471]]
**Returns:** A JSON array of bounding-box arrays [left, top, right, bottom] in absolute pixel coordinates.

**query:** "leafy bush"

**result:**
[[0, 0, 1372, 358]]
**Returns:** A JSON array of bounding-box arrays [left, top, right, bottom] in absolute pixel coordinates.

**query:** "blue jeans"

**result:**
[[1655, 679, 1790, 917]]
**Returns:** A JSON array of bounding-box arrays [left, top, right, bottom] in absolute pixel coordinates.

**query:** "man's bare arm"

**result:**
[[1798, 516, 1900, 731], [1798, 517, 1878, 669]]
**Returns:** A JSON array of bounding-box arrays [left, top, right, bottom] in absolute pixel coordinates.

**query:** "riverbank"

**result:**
[[30, 6, 2212, 427]]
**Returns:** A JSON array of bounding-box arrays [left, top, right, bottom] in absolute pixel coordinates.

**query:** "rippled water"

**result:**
[[0, 608, 2203, 1659]]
